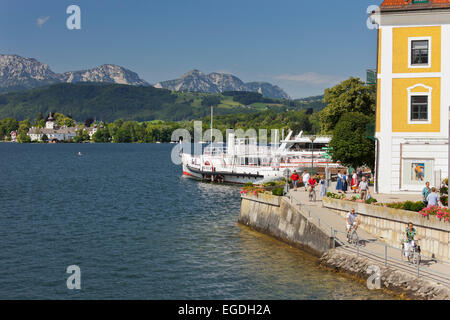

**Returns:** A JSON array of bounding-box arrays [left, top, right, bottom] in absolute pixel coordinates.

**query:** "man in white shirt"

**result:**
[[302, 170, 310, 191]]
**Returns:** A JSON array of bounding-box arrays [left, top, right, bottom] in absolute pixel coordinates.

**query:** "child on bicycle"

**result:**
[[308, 176, 317, 201], [404, 222, 418, 258], [346, 208, 359, 238]]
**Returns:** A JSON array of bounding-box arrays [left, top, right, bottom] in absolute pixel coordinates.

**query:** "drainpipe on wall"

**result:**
[[374, 27, 380, 194], [375, 138, 379, 194]]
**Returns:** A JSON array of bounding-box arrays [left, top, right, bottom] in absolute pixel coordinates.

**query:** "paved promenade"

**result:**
[[288, 187, 450, 287]]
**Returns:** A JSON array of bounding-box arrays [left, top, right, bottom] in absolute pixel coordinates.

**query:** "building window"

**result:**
[[407, 84, 432, 124], [411, 40, 429, 65], [408, 37, 431, 68], [410, 96, 428, 121]]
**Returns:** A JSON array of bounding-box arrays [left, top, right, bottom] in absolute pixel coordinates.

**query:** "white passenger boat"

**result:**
[[180, 131, 340, 184]]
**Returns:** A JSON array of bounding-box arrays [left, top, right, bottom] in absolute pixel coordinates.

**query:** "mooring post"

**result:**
[[384, 244, 388, 267]]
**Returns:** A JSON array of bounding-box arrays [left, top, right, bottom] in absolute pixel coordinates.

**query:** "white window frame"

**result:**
[[407, 84, 432, 125], [408, 36, 432, 69]]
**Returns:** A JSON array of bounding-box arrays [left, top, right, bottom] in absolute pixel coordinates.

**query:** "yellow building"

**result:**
[[373, 0, 449, 193]]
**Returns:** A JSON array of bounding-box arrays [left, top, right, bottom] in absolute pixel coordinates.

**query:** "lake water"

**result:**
[[0, 143, 396, 299]]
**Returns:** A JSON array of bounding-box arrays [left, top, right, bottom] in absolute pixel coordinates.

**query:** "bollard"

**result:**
[[384, 244, 388, 267], [318, 218, 320, 227]]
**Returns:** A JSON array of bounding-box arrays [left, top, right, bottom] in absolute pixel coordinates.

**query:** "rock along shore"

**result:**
[[320, 249, 450, 300]]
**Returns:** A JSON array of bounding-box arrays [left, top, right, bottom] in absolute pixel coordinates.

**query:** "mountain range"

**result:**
[[154, 69, 290, 99], [0, 55, 148, 93], [0, 54, 290, 99]]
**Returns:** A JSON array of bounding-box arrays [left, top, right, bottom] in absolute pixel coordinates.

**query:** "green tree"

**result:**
[[113, 127, 132, 143], [0, 118, 19, 139], [329, 112, 375, 170], [319, 77, 376, 133], [17, 131, 31, 143], [92, 128, 111, 142], [73, 129, 90, 143], [17, 120, 31, 143], [35, 112, 43, 125]]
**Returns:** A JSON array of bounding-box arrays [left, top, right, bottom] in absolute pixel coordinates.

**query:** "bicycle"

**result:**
[[346, 224, 359, 246], [308, 186, 316, 202], [401, 240, 421, 265]]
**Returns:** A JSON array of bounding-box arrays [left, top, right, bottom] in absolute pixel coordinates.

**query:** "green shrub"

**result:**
[[386, 201, 425, 212], [402, 201, 414, 211], [385, 202, 404, 210], [410, 201, 426, 212], [326, 192, 345, 200], [402, 201, 425, 212], [441, 195, 448, 207], [365, 198, 377, 204], [263, 181, 276, 187], [272, 188, 284, 196], [243, 182, 254, 187]]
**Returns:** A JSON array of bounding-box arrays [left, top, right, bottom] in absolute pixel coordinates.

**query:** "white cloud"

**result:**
[[275, 72, 346, 85], [37, 16, 50, 28]]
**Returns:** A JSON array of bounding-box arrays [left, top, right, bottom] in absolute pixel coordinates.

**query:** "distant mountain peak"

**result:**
[[0, 54, 149, 93], [61, 64, 149, 86], [182, 69, 205, 77], [155, 70, 290, 99]]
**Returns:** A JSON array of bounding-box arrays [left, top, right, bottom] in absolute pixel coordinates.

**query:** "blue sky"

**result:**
[[0, 0, 380, 98]]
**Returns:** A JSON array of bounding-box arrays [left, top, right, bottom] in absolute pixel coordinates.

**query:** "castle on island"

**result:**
[[27, 112, 98, 142]]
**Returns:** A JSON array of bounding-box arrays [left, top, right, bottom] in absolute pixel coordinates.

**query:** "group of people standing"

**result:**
[[336, 169, 371, 200], [290, 168, 372, 201], [290, 170, 327, 197], [421, 181, 441, 207]]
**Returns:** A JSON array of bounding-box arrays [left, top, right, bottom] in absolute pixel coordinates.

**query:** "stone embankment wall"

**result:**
[[321, 249, 449, 300], [323, 198, 450, 263], [239, 194, 334, 257]]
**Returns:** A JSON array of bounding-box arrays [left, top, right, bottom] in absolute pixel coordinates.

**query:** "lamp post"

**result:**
[[311, 135, 316, 176], [448, 106, 450, 183], [284, 168, 291, 195]]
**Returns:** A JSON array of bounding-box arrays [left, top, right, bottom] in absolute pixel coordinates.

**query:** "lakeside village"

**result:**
[[0, 112, 179, 144]]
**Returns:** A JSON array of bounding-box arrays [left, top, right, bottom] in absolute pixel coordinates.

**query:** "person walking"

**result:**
[[357, 169, 363, 183], [359, 176, 369, 201], [426, 187, 441, 207], [291, 170, 300, 191], [302, 170, 310, 192], [319, 175, 327, 197], [336, 171, 343, 193], [342, 172, 348, 193], [422, 182, 431, 206], [351, 172, 358, 193]]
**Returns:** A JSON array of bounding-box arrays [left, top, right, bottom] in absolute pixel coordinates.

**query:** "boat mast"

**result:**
[[210, 105, 213, 144]]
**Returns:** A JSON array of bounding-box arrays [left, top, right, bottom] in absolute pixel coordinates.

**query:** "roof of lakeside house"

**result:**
[[28, 127, 78, 135], [381, 0, 450, 11], [28, 126, 96, 135]]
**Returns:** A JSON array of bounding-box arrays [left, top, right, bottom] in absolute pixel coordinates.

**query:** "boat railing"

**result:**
[[204, 146, 228, 156]]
